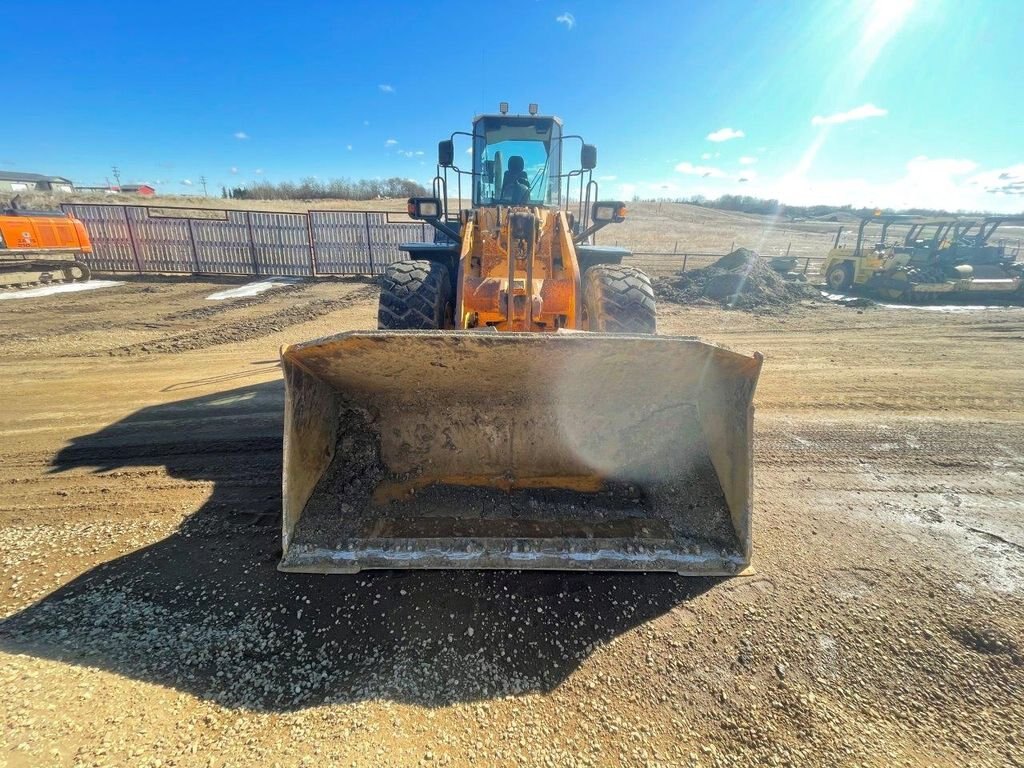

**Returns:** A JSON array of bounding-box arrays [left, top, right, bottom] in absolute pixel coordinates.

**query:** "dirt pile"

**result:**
[[655, 247, 821, 311]]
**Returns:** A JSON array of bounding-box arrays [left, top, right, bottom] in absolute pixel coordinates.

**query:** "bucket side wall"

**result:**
[[281, 355, 340, 550], [697, 353, 762, 561]]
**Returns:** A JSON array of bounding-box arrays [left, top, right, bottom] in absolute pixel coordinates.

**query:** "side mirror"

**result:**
[[581, 144, 597, 170], [438, 140, 455, 167], [592, 201, 627, 224], [407, 197, 443, 220]]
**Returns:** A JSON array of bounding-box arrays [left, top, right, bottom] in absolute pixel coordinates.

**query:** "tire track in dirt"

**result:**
[[105, 287, 377, 356]]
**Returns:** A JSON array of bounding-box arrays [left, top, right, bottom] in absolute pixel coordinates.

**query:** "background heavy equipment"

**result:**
[[821, 214, 1024, 301], [280, 104, 762, 575], [0, 199, 92, 289]]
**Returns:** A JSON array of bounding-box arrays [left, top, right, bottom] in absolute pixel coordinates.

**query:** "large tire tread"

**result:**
[[378, 260, 451, 330], [582, 264, 657, 334]]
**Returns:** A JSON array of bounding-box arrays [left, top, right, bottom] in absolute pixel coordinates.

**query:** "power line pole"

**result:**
[[199, 175, 208, 197], [111, 165, 121, 190]]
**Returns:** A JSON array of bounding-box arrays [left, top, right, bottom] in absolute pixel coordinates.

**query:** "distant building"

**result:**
[[118, 184, 156, 197], [76, 184, 157, 197], [0, 171, 74, 193]]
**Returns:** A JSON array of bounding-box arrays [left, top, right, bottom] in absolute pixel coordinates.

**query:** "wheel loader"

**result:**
[[821, 214, 1024, 301], [0, 199, 93, 289], [279, 104, 762, 574]]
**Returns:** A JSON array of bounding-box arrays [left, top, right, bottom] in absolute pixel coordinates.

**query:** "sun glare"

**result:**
[[856, 0, 917, 78]]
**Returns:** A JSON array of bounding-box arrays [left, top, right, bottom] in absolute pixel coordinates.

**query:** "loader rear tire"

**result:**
[[582, 264, 657, 334], [378, 260, 452, 330]]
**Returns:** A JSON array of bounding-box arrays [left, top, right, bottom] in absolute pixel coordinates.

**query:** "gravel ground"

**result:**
[[0, 280, 1022, 767]]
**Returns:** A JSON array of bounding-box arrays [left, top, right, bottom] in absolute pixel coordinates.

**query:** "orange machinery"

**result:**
[[0, 205, 92, 288]]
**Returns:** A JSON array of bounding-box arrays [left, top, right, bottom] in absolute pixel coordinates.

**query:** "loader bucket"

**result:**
[[279, 330, 762, 575]]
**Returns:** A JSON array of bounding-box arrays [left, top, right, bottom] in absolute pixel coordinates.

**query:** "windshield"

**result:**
[[472, 116, 561, 207]]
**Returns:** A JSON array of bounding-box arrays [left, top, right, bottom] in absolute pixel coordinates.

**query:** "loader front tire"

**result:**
[[825, 262, 854, 291], [378, 259, 452, 330], [582, 264, 657, 334]]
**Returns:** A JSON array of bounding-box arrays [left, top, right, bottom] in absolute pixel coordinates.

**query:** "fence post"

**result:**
[[306, 211, 318, 277], [364, 212, 375, 274], [803, 257, 811, 275], [682, 254, 688, 272], [785, 241, 791, 257], [123, 206, 144, 274], [186, 217, 200, 273], [245, 211, 260, 276]]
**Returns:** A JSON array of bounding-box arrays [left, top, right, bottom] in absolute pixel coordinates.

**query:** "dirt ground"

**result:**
[[1, 277, 1022, 767]]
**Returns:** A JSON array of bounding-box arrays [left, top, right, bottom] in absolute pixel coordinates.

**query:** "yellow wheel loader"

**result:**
[[279, 105, 762, 574]]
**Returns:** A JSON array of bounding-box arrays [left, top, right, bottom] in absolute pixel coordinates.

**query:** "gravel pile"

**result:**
[[655, 248, 821, 311]]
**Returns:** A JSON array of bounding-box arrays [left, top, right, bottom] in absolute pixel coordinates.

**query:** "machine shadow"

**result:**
[[0, 380, 719, 711]]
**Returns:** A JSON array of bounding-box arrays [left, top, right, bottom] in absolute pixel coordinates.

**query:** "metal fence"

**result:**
[[61, 203, 430, 277], [62, 202, 827, 279]]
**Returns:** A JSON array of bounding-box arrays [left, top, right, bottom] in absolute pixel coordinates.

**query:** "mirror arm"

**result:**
[[428, 219, 462, 243], [573, 220, 611, 244]]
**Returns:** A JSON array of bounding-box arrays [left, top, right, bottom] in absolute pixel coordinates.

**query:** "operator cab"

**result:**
[[472, 114, 563, 208]]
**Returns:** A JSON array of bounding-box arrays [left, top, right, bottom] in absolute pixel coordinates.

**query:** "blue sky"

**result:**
[[4, 0, 1022, 211]]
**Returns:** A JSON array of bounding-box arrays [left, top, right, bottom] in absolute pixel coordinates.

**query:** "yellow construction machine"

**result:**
[[822, 214, 1024, 301], [279, 105, 762, 574]]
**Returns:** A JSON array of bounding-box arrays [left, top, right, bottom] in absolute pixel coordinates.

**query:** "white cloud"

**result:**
[[399, 150, 416, 158], [556, 12, 575, 29], [229, 166, 238, 174], [626, 150, 1021, 212], [379, 84, 395, 93], [385, 138, 398, 146], [700, 152, 713, 160], [599, 175, 617, 181], [180, 179, 193, 186], [969, 163, 1024, 196], [706, 127, 744, 142], [739, 156, 758, 165], [346, 144, 353, 151], [905, 155, 976, 177], [811, 103, 887, 126], [743, 154, 1015, 212], [675, 161, 725, 178], [414, 150, 424, 156], [233, 131, 249, 140], [466, 146, 473, 155], [254, 168, 264, 175]]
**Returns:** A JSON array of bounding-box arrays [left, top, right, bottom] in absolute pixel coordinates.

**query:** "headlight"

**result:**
[[407, 197, 442, 220], [592, 201, 627, 223]]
